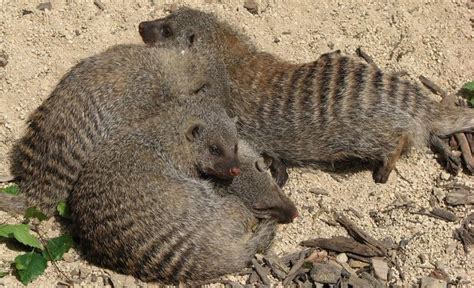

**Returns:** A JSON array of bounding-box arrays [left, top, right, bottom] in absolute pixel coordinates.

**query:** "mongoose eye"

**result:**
[[209, 145, 221, 156], [161, 24, 172, 38]]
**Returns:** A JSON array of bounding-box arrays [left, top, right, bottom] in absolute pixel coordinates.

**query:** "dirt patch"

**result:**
[[0, 0, 473, 287]]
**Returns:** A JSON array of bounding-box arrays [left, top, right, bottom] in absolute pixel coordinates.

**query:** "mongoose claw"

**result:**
[[372, 166, 391, 184]]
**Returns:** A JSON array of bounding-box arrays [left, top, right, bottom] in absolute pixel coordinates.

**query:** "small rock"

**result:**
[[432, 187, 445, 202], [110, 273, 137, 288], [273, 37, 281, 43], [62, 252, 75, 262], [163, 3, 178, 13], [22, 9, 33, 15], [310, 263, 342, 284], [371, 257, 388, 281], [420, 276, 448, 288], [309, 187, 330, 196], [80, 266, 91, 279], [0, 54, 8, 68], [70, 268, 80, 278], [37, 2, 52, 11], [418, 254, 428, 264], [439, 171, 450, 181], [93, 0, 105, 10], [336, 253, 348, 264], [90, 274, 98, 283], [244, 0, 259, 14], [348, 259, 369, 269]]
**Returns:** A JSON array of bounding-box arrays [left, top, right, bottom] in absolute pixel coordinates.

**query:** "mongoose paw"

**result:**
[[372, 166, 391, 184]]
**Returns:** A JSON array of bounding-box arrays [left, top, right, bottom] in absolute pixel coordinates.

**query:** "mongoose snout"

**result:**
[[252, 184, 298, 224], [139, 20, 177, 46]]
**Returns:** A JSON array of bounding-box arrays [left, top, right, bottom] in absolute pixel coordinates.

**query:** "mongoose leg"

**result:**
[[373, 134, 408, 183], [267, 155, 289, 187]]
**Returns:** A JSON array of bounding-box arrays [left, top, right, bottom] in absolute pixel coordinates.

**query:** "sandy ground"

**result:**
[[0, 0, 473, 287]]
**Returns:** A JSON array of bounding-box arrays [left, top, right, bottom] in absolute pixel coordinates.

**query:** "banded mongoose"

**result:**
[[69, 104, 297, 283], [139, 8, 474, 185], [9, 44, 240, 215]]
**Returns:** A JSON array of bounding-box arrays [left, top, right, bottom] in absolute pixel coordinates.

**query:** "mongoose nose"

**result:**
[[229, 167, 241, 176], [138, 22, 146, 33], [292, 211, 299, 220]]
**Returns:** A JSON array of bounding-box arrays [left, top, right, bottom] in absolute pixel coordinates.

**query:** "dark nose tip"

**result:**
[[138, 22, 146, 34], [292, 210, 299, 220], [229, 167, 241, 176]]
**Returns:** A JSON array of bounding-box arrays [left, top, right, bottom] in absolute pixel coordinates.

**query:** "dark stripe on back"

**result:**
[[285, 65, 307, 121], [388, 75, 400, 107], [269, 71, 287, 119], [332, 57, 349, 117], [401, 80, 411, 113], [372, 69, 384, 109], [351, 62, 367, 112], [169, 243, 196, 282], [300, 62, 317, 110], [318, 55, 334, 129]]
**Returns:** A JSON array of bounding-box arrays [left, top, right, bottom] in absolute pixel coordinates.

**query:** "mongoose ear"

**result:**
[[262, 154, 273, 169], [255, 157, 271, 172], [185, 119, 206, 142], [185, 28, 197, 48]]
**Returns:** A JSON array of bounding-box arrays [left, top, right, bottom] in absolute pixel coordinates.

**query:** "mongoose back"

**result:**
[[9, 44, 239, 215], [69, 105, 297, 283], [139, 8, 474, 185]]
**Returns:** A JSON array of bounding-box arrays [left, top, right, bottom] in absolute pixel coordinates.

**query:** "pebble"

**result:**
[[310, 263, 342, 284], [371, 257, 389, 281], [110, 273, 137, 288], [348, 259, 369, 269], [439, 171, 450, 181], [419, 276, 448, 288], [0, 53, 7, 68], [244, 0, 259, 14], [335, 253, 348, 264], [80, 266, 91, 279], [37, 2, 52, 11]]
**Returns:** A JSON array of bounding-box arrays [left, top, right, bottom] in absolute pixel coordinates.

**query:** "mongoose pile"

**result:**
[[9, 44, 240, 215], [139, 8, 474, 185], [70, 99, 297, 283]]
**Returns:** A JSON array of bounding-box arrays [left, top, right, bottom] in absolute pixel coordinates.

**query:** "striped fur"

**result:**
[[139, 8, 474, 183], [9, 44, 232, 215], [69, 106, 292, 283]]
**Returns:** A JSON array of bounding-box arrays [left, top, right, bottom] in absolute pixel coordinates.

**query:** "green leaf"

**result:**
[[0, 271, 7, 278], [56, 201, 71, 220], [0, 184, 20, 196], [470, 97, 474, 107], [0, 224, 43, 249], [15, 251, 47, 285], [462, 81, 474, 92], [43, 234, 74, 261], [24, 207, 48, 222]]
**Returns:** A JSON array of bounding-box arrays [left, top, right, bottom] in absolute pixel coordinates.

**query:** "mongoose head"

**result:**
[[184, 109, 241, 180], [227, 141, 298, 224], [139, 8, 219, 51]]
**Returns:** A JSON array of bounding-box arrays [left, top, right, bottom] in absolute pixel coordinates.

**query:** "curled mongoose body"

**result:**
[[139, 8, 474, 185], [69, 100, 296, 283], [9, 44, 236, 215]]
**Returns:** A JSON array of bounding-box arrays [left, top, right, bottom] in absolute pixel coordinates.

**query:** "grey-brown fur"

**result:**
[[69, 103, 297, 283], [139, 8, 474, 185], [9, 44, 237, 215]]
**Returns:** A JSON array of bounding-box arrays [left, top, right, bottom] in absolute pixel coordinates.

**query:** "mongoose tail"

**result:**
[[433, 105, 474, 136]]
